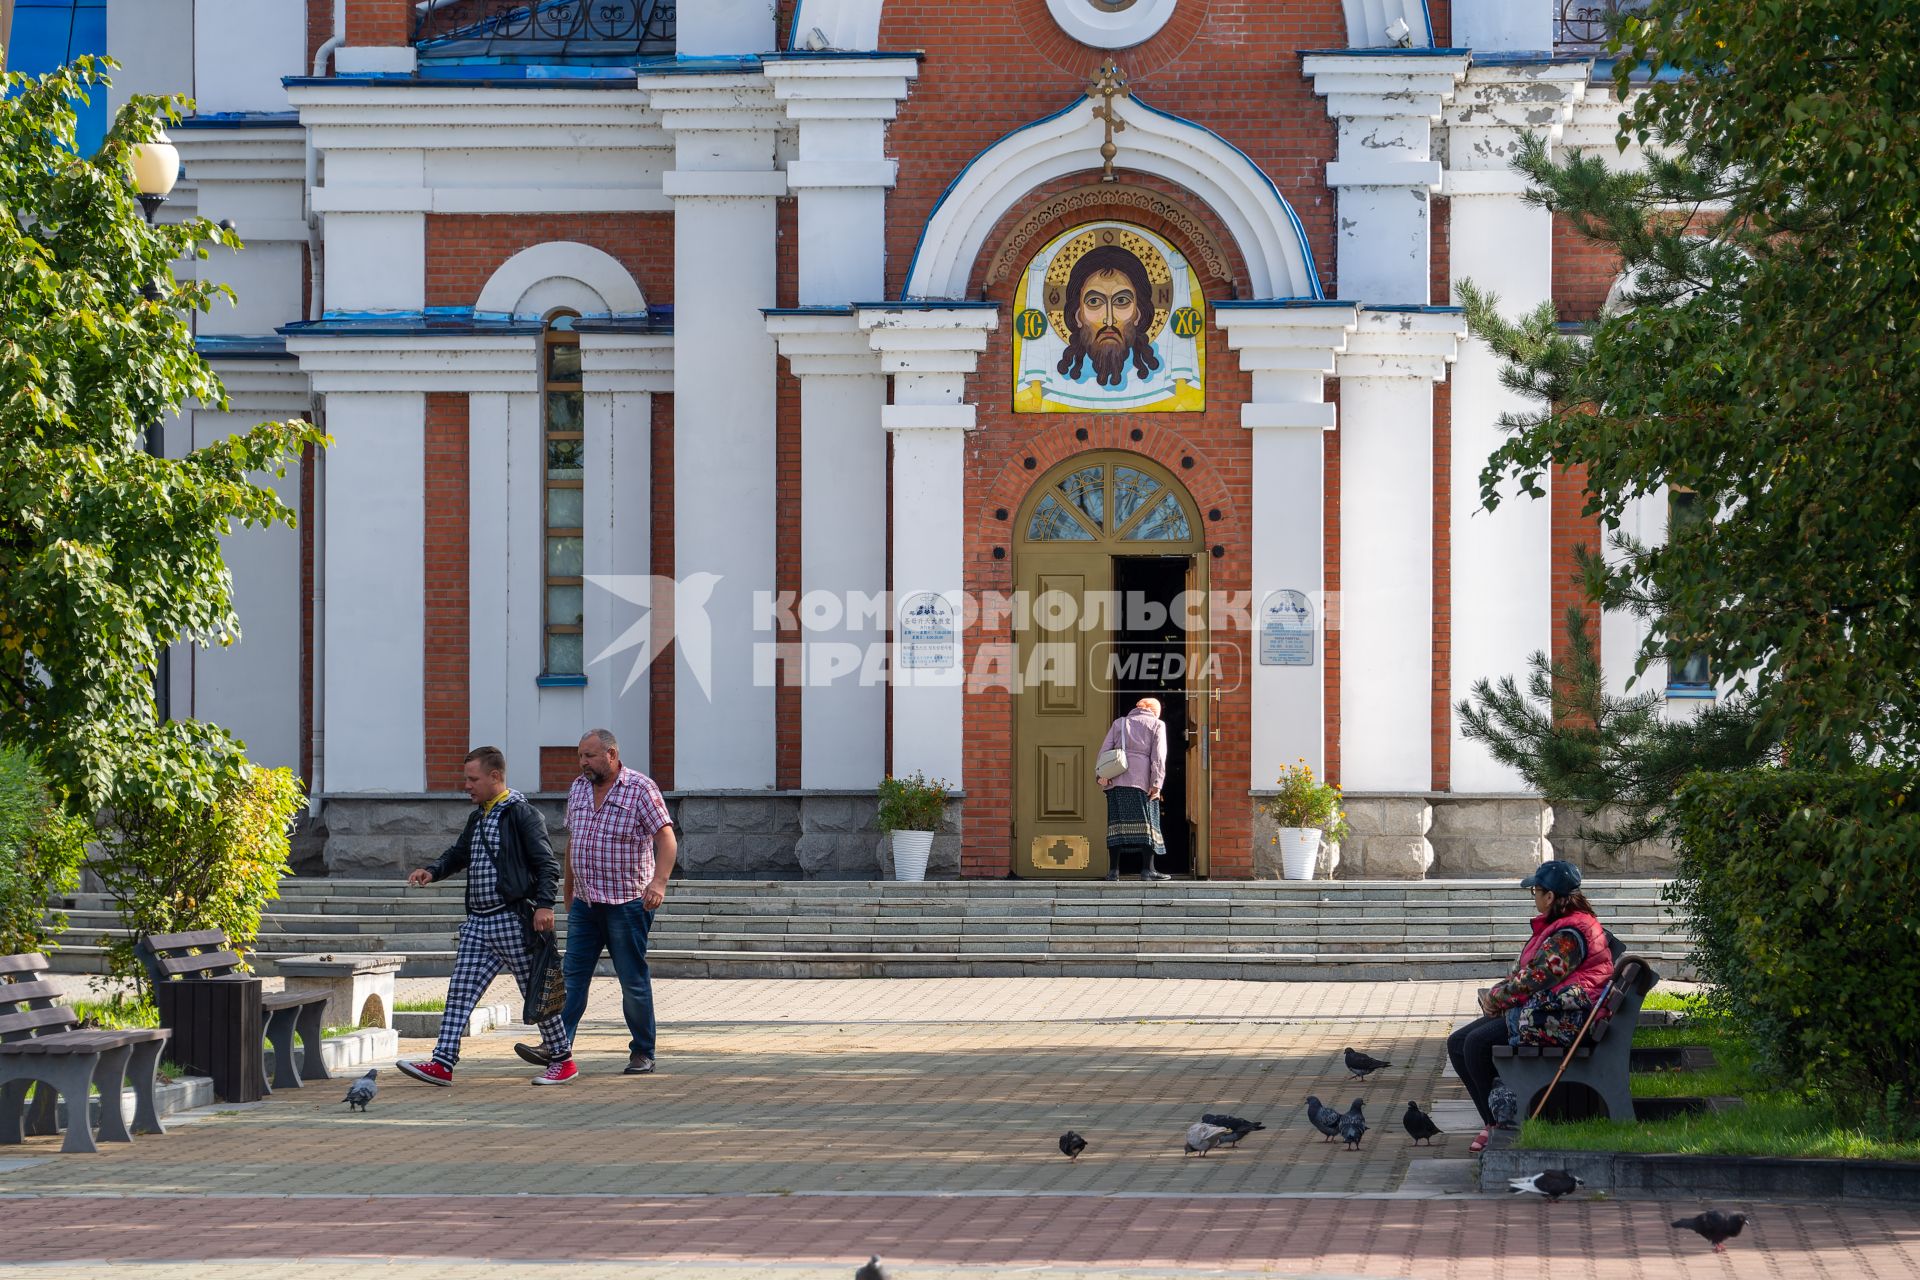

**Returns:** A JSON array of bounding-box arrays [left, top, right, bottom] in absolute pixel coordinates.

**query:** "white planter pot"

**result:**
[[1278, 827, 1322, 881], [890, 830, 935, 882]]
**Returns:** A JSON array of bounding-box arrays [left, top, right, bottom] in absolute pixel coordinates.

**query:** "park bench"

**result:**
[[0, 953, 171, 1154], [1491, 953, 1662, 1124], [137, 930, 332, 1095]]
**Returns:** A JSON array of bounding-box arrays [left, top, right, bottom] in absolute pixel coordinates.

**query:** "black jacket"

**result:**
[[426, 796, 561, 917]]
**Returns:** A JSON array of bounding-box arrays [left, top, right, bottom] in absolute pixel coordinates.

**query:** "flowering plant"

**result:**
[[1260, 761, 1350, 846], [876, 771, 950, 833]]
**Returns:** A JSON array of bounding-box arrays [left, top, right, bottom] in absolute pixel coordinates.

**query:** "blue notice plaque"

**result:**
[[1259, 590, 1314, 667], [898, 592, 956, 670]]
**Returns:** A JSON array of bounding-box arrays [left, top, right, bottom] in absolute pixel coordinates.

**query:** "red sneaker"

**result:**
[[396, 1058, 453, 1086], [532, 1057, 578, 1086]]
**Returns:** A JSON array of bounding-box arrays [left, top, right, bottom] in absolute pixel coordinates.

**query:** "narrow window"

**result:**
[[1665, 489, 1712, 691], [543, 313, 584, 678]]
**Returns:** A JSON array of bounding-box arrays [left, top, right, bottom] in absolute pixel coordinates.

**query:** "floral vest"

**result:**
[[1518, 910, 1614, 1003]]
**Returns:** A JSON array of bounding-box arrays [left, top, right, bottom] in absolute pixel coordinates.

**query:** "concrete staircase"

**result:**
[[45, 877, 1692, 982]]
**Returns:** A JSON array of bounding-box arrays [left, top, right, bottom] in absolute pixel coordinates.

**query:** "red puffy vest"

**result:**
[[1518, 910, 1614, 1003]]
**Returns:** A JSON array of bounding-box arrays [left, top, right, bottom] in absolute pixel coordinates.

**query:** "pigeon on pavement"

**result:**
[[342, 1068, 378, 1111], [1304, 1096, 1343, 1142], [1345, 1047, 1391, 1080], [854, 1257, 889, 1280], [1200, 1113, 1266, 1146], [1185, 1121, 1235, 1156], [1338, 1100, 1368, 1150], [1402, 1101, 1442, 1145], [1510, 1170, 1583, 1201], [1672, 1210, 1749, 1252], [1059, 1130, 1087, 1161], [1489, 1081, 1520, 1129]]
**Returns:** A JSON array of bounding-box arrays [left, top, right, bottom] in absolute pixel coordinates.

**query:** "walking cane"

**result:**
[[1529, 978, 1615, 1122]]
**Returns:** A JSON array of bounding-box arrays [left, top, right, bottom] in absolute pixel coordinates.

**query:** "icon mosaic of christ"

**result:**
[[1012, 222, 1204, 413]]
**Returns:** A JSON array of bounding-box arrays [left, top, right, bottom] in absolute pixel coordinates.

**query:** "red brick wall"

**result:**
[[648, 393, 674, 790], [1553, 212, 1623, 324], [423, 393, 470, 792], [343, 0, 409, 46], [425, 214, 674, 309], [306, 0, 331, 75], [540, 746, 579, 793], [1550, 460, 1604, 692], [1430, 380, 1452, 792], [774, 198, 802, 790]]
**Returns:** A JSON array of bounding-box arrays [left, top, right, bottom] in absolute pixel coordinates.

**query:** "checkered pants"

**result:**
[[432, 909, 568, 1068]]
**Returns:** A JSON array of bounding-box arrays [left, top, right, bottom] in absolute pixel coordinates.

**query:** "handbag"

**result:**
[[523, 927, 567, 1024], [1095, 745, 1129, 781]]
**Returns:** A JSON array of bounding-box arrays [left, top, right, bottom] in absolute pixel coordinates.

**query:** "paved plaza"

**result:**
[[3, 978, 1917, 1277]]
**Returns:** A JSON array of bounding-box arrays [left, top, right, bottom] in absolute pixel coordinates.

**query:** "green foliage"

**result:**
[[95, 763, 304, 992], [0, 56, 327, 816], [1458, 608, 1779, 850], [70, 995, 159, 1030], [1258, 761, 1350, 846], [0, 743, 93, 953], [1669, 768, 1920, 1127], [1457, 0, 1920, 764], [876, 771, 949, 833]]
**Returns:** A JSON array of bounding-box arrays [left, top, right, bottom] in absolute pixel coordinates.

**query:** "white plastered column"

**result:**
[[1302, 53, 1469, 304], [856, 306, 1000, 786], [1215, 302, 1359, 786], [767, 312, 888, 788], [1442, 62, 1586, 791], [639, 73, 788, 790], [1334, 308, 1466, 792]]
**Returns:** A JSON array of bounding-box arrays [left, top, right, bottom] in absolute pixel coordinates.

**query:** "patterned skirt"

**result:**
[[1105, 785, 1167, 859]]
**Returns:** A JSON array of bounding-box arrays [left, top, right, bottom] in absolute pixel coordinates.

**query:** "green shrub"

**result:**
[[876, 772, 949, 833], [0, 744, 94, 954], [1670, 767, 1920, 1127], [96, 763, 305, 993], [1258, 761, 1351, 845]]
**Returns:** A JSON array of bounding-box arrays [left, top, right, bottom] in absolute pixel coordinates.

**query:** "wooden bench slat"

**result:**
[[144, 930, 231, 952], [0, 979, 66, 1008], [0, 1005, 80, 1037], [0, 1029, 139, 1055], [261, 990, 330, 1012], [0, 954, 51, 976], [152, 950, 244, 976]]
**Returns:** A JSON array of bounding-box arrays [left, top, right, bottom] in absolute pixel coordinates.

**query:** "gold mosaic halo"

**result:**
[[1039, 224, 1175, 344]]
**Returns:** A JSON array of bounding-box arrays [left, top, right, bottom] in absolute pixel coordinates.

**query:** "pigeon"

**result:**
[[1345, 1047, 1392, 1080], [854, 1257, 889, 1280], [1489, 1081, 1521, 1129], [1402, 1101, 1442, 1146], [1304, 1095, 1343, 1142], [1509, 1170, 1583, 1201], [342, 1068, 378, 1111], [1185, 1121, 1235, 1156], [1338, 1099, 1368, 1150], [1672, 1210, 1749, 1253], [1200, 1113, 1266, 1146], [1058, 1130, 1087, 1161]]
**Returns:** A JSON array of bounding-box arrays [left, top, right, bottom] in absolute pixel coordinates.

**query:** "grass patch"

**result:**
[[393, 997, 445, 1013], [71, 996, 159, 1029], [1517, 998, 1920, 1161]]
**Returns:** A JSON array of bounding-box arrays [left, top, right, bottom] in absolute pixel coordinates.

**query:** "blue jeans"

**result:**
[[561, 897, 657, 1058]]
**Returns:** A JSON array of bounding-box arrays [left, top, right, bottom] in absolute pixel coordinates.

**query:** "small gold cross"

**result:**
[[1087, 56, 1129, 182]]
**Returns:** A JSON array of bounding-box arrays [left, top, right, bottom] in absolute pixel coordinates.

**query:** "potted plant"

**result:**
[[1260, 761, 1350, 881], [876, 772, 949, 882]]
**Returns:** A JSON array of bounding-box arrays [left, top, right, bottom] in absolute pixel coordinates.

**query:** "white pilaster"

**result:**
[[1215, 302, 1360, 786], [1443, 62, 1586, 791], [1303, 52, 1469, 304], [857, 305, 999, 786], [767, 311, 888, 789], [1334, 308, 1466, 792], [762, 57, 918, 305], [173, 125, 308, 336], [640, 73, 787, 790]]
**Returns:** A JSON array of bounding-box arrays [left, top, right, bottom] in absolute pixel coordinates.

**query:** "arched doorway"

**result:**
[[1013, 452, 1211, 879]]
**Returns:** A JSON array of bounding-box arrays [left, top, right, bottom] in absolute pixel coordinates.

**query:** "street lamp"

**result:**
[[131, 126, 180, 722]]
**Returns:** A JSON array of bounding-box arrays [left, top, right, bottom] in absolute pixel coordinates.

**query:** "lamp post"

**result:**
[[131, 127, 180, 722]]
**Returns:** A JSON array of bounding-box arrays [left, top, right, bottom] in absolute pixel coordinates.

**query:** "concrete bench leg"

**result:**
[[295, 1002, 330, 1082], [264, 1006, 304, 1091], [127, 1040, 167, 1136], [4, 1059, 103, 1155], [89, 1044, 135, 1144]]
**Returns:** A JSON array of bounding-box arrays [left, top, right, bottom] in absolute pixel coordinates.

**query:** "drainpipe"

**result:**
[[306, 0, 344, 321]]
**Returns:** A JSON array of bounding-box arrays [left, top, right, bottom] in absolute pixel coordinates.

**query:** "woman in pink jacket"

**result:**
[[1097, 698, 1171, 881]]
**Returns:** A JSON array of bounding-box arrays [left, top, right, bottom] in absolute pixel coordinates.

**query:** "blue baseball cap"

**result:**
[[1520, 860, 1583, 896]]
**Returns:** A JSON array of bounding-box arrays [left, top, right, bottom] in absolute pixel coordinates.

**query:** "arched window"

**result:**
[[543, 312, 584, 677]]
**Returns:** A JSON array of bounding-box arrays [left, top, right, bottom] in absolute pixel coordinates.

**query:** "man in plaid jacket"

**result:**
[[515, 728, 677, 1077], [396, 746, 575, 1086]]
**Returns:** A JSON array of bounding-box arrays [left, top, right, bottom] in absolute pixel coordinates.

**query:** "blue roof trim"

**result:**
[[1361, 303, 1465, 313], [281, 305, 669, 337], [761, 305, 857, 317], [635, 54, 766, 74], [573, 309, 674, 333], [177, 112, 302, 129], [859, 300, 1001, 311], [1212, 298, 1356, 310], [196, 335, 291, 359], [536, 673, 589, 688], [1591, 59, 1688, 83], [761, 49, 925, 62], [1470, 51, 1591, 67], [1297, 47, 1470, 57]]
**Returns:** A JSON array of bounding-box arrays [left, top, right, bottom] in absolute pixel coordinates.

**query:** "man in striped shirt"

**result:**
[[516, 727, 676, 1076]]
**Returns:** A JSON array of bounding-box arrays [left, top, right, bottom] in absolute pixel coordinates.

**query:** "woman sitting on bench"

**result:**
[[1448, 860, 1615, 1153]]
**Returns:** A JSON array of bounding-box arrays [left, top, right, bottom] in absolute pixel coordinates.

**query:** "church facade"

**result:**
[[103, 0, 1699, 878]]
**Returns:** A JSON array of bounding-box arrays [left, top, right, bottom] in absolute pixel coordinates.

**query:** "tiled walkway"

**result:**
[[2, 977, 1911, 1278]]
